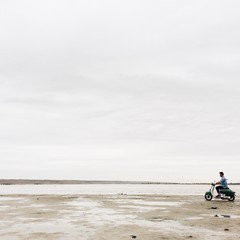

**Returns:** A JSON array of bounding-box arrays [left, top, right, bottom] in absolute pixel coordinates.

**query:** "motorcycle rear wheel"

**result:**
[[205, 193, 212, 201], [228, 195, 235, 201]]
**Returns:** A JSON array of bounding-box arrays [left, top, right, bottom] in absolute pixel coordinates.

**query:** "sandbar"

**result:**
[[0, 194, 239, 239]]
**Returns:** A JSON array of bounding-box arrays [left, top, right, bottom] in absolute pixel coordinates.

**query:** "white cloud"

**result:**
[[0, 0, 240, 181]]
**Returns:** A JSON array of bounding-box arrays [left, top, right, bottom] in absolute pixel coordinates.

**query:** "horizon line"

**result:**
[[0, 179, 239, 185]]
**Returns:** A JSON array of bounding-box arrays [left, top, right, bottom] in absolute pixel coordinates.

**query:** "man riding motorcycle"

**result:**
[[215, 171, 228, 198]]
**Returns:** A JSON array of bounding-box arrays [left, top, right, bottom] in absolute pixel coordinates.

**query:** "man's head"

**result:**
[[219, 171, 224, 177]]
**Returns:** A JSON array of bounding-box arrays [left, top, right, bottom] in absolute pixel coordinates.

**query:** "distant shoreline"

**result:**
[[0, 179, 239, 185]]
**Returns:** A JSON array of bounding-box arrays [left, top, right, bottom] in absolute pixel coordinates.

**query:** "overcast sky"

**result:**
[[0, 0, 240, 182]]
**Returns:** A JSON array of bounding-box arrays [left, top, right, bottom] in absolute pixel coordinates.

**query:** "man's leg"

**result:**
[[216, 186, 223, 196]]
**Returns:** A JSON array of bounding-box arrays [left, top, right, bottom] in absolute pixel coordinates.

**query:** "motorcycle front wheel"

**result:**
[[205, 193, 212, 201]]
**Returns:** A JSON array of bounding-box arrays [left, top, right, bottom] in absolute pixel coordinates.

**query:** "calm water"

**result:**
[[0, 184, 217, 195]]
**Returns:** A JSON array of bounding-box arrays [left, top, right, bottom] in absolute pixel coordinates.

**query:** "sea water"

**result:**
[[0, 184, 215, 195]]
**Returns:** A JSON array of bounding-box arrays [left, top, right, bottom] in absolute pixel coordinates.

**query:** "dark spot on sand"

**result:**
[[221, 215, 231, 218]]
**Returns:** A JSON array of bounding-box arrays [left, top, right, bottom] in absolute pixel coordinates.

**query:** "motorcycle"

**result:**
[[205, 183, 235, 201]]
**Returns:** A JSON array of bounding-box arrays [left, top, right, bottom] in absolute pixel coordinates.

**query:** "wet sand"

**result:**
[[0, 194, 239, 240]]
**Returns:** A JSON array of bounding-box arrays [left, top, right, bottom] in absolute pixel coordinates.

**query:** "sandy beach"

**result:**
[[0, 194, 240, 240]]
